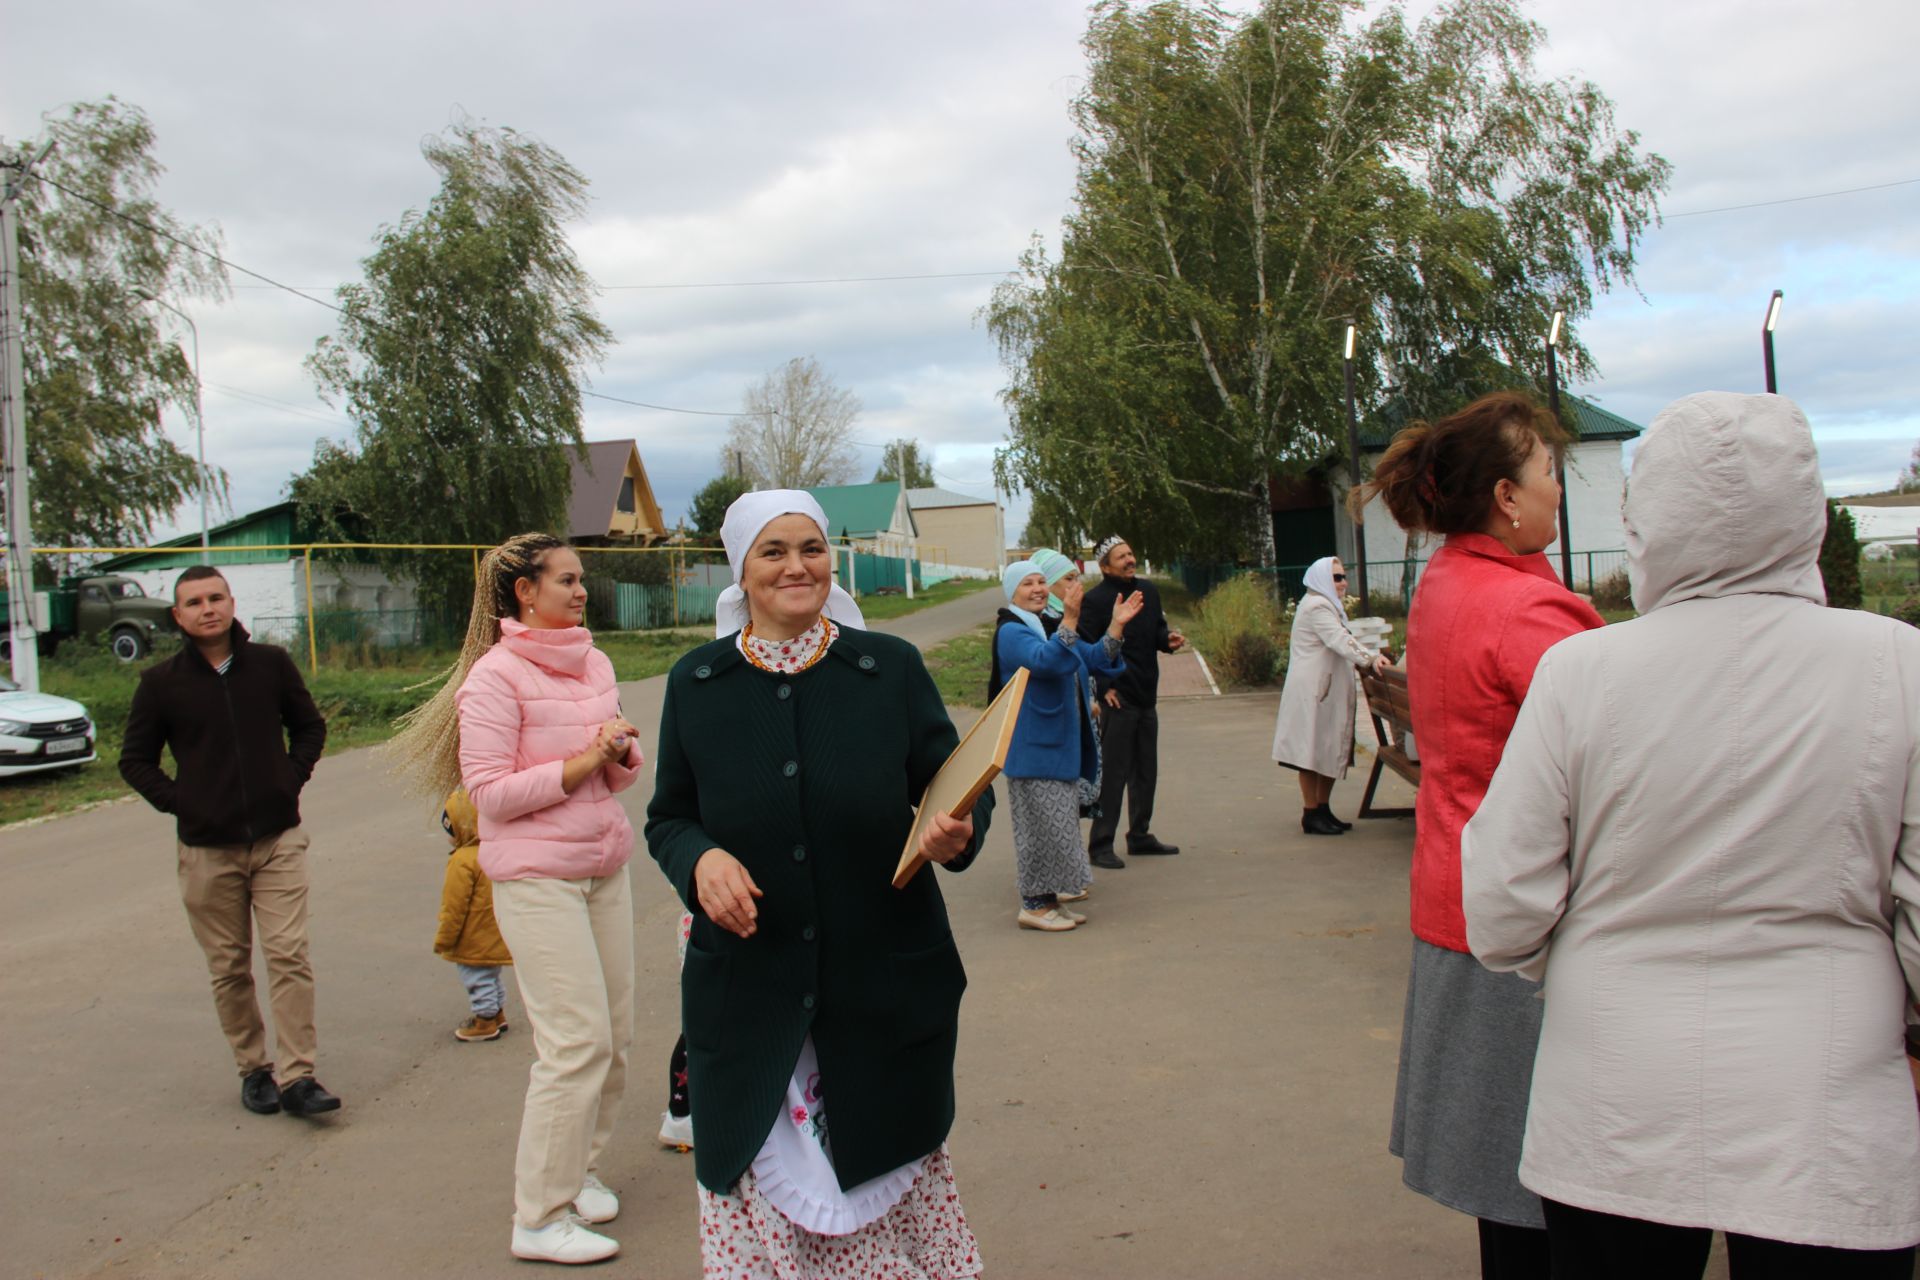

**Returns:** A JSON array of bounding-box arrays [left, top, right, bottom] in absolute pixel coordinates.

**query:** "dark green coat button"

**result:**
[[792, 845, 806, 862], [777, 684, 791, 700], [802, 925, 817, 942], [694, 665, 712, 679], [858, 655, 876, 670], [802, 994, 816, 1010], [782, 760, 798, 778]]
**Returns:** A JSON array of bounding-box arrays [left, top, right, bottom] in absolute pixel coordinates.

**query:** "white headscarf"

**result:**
[[1302, 556, 1347, 620], [713, 489, 868, 637]]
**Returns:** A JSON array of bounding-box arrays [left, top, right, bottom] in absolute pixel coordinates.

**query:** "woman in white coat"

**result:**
[[1461, 391, 1920, 1277], [1271, 557, 1390, 836]]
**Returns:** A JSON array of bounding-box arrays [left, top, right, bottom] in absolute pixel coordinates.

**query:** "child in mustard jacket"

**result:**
[[435, 788, 513, 1042]]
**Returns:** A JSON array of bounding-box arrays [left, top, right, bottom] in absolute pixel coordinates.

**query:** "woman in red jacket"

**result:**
[[1355, 392, 1602, 1278]]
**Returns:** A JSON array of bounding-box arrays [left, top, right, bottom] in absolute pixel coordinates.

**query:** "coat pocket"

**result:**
[[1316, 669, 1334, 702], [888, 933, 967, 1046], [680, 939, 731, 1052]]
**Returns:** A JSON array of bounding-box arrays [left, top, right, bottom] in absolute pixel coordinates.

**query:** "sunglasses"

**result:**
[[1332, 573, 1348, 582]]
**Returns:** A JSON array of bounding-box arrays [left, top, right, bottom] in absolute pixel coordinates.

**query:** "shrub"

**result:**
[[1820, 501, 1863, 609], [1591, 569, 1633, 610], [1193, 573, 1285, 686], [1893, 593, 1920, 629]]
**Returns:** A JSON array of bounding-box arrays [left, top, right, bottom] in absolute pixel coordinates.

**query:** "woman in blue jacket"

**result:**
[[991, 560, 1139, 932]]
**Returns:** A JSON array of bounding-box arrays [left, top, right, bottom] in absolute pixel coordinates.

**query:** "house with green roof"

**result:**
[[805, 482, 918, 558], [1270, 390, 1644, 593]]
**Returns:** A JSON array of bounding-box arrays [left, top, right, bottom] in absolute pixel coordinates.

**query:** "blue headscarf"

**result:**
[[1029, 548, 1076, 618], [1001, 560, 1048, 639]]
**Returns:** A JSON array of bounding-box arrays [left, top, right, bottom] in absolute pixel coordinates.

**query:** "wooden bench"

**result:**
[[1358, 666, 1418, 819]]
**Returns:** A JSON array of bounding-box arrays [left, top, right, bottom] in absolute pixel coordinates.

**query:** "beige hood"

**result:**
[[1625, 392, 1827, 615]]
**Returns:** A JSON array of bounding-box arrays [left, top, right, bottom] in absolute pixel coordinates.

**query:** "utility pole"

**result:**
[[1, 142, 54, 691], [1545, 310, 1573, 588], [135, 290, 209, 549], [1342, 323, 1369, 607]]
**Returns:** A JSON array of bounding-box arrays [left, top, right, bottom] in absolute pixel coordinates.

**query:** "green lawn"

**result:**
[[922, 621, 995, 710], [0, 628, 711, 829]]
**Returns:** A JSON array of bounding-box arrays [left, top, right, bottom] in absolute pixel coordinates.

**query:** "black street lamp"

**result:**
[[1545, 310, 1574, 587], [1343, 321, 1369, 607], [1763, 289, 1783, 393]]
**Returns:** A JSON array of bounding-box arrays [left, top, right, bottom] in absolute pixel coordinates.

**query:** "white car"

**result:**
[[0, 676, 97, 777]]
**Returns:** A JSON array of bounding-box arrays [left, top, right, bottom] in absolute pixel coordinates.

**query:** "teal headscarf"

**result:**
[[1001, 560, 1048, 639], [1029, 548, 1076, 618]]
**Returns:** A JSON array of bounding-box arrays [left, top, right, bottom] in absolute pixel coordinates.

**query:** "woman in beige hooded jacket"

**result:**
[[1271, 556, 1390, 835], [1461, 392, 1920, 1274]]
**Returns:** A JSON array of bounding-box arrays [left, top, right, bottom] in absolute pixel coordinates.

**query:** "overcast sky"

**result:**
[[7, 0, 1916, 550]]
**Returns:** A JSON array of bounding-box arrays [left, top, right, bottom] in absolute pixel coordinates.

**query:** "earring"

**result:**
[[1511, 518, 1520, 528]]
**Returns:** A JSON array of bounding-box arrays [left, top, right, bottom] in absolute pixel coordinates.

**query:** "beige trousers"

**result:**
[[175, 826, 317, 1084], [491, 866, 635, 1229]]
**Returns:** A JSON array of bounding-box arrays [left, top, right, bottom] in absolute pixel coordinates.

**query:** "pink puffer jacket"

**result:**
[[455, 618, 642, 882]]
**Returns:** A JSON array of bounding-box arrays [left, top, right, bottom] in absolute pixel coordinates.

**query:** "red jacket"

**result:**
[[1405, 533, 1603, 951]]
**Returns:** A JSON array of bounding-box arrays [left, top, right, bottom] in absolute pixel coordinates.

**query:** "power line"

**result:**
[[204, 381, 346, 426], [598, 270, 1010, 289], [1665, 176, 1920, 219]]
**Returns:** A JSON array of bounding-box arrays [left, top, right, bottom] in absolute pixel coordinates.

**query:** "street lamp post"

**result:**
[[1545, 310, 1574, 588], [1342, 322, 1368, 608], [1762, 289, 1783, 394], [135, 290, 208, 550]]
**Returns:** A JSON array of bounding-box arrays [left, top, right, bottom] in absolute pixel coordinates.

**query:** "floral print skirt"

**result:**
[[697, 1143, 982, 1280]]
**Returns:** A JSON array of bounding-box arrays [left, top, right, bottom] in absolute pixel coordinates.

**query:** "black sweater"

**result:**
[[1077, 575, 1173, 708], [119, 624, 327, 845]]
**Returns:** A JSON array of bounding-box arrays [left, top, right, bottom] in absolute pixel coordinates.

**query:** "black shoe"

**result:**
[[280, 1077, 342, 1117], [1128, 838, 1180, 856], [1317, 804, 1354, 831], [1302, 809, 1346, 836], [241, 1067, 281, 1115], [1089, 849, 1127, 870]]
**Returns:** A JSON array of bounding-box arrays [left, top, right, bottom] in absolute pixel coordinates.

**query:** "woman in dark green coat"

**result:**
[[646, 490, 993, 1277]]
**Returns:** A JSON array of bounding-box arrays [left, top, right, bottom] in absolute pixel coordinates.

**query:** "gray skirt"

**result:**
[[1389, 937, 1546, 1229], [1006, 777, 1092, 901]]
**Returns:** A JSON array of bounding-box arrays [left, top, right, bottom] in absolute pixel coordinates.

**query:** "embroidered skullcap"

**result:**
[[1095, 534, 1127, 565]]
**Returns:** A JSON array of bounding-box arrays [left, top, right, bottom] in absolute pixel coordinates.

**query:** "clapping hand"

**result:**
[[1057, 576, 1085, 628], [1109, 590, 1145, 637], [919, 810, 974, 865]]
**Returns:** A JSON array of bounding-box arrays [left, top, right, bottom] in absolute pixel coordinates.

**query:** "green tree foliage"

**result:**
[[873, 438, 934, 488], [293, 116, 610, 610], [1019, 489, 1084, 552], [8, 98, 230, 555], [688, 472, 752, 539], [987, 0, 1670, 563], [1820, 500, 1863, 609], [1898, 441, 1920, 494]]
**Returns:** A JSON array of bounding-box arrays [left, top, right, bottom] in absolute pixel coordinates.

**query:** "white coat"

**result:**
[[1461, 392, 1920, 1250], [1270, 593, 1376, 778]]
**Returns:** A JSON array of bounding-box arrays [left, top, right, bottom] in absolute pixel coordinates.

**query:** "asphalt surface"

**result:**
[[4, 590, 1675, 1278]]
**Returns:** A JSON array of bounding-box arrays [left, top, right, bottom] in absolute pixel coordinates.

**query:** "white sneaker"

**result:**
[[1017, 907, 1078, 932], [510, 1214, 619, 1264], [572, 1173, 619, 1224], [659, 1110, 694, 1149]]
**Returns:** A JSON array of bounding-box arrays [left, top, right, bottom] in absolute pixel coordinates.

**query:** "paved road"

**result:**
[[3, 592, 1575, 1278]]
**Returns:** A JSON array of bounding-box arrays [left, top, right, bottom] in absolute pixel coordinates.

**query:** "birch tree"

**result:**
[[988, 0, 1670, 563], [724, 357, 861, 489]]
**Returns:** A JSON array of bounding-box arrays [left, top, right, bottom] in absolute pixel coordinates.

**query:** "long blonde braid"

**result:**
[[386, 532, 571, 800]]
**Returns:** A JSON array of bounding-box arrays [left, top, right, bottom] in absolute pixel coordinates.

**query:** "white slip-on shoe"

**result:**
[[1057, 888, 1090, 903], [510, 1214, 619, 1264], [658, 1110, 694, 1149], [1056, 904, 1087, 924], [1017, 907, 1078, 932], [572, 1174, 618, 1224]]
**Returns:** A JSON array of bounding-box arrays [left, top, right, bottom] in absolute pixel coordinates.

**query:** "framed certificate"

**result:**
[[892, 666, 1030, 888]]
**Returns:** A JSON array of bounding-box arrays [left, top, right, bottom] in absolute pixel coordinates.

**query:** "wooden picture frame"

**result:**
[[892, 666, 1030, 888]]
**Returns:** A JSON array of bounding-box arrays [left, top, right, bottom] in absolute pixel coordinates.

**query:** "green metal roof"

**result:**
[[1355, 390, 1643, 451], [93, 502, 308, 573], [806, 482, 915, 539]]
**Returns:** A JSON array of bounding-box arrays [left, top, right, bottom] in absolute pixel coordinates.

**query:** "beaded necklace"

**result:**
[[741, 616, 836, 675]]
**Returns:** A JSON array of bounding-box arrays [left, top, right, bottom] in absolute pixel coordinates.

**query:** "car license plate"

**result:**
[[45, 737, 87, 755]]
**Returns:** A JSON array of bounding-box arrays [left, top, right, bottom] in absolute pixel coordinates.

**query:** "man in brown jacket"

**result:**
[[119, 566, 340, 1117]]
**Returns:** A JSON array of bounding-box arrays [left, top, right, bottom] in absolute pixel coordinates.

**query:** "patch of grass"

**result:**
[[922, 621, 995, 709], [852, 577, 997, 622], [0, 627, 711, 828]]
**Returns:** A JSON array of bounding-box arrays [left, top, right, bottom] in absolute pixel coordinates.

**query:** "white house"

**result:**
[[1271, 394, 1643, 600]]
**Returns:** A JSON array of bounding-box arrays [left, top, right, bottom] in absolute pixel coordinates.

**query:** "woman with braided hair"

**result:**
[[390, 531, 643, 1266]]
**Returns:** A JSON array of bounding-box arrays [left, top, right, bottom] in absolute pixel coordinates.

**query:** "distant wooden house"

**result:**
[[567, 440, 668, 544], [806, 482, 918, 558]]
